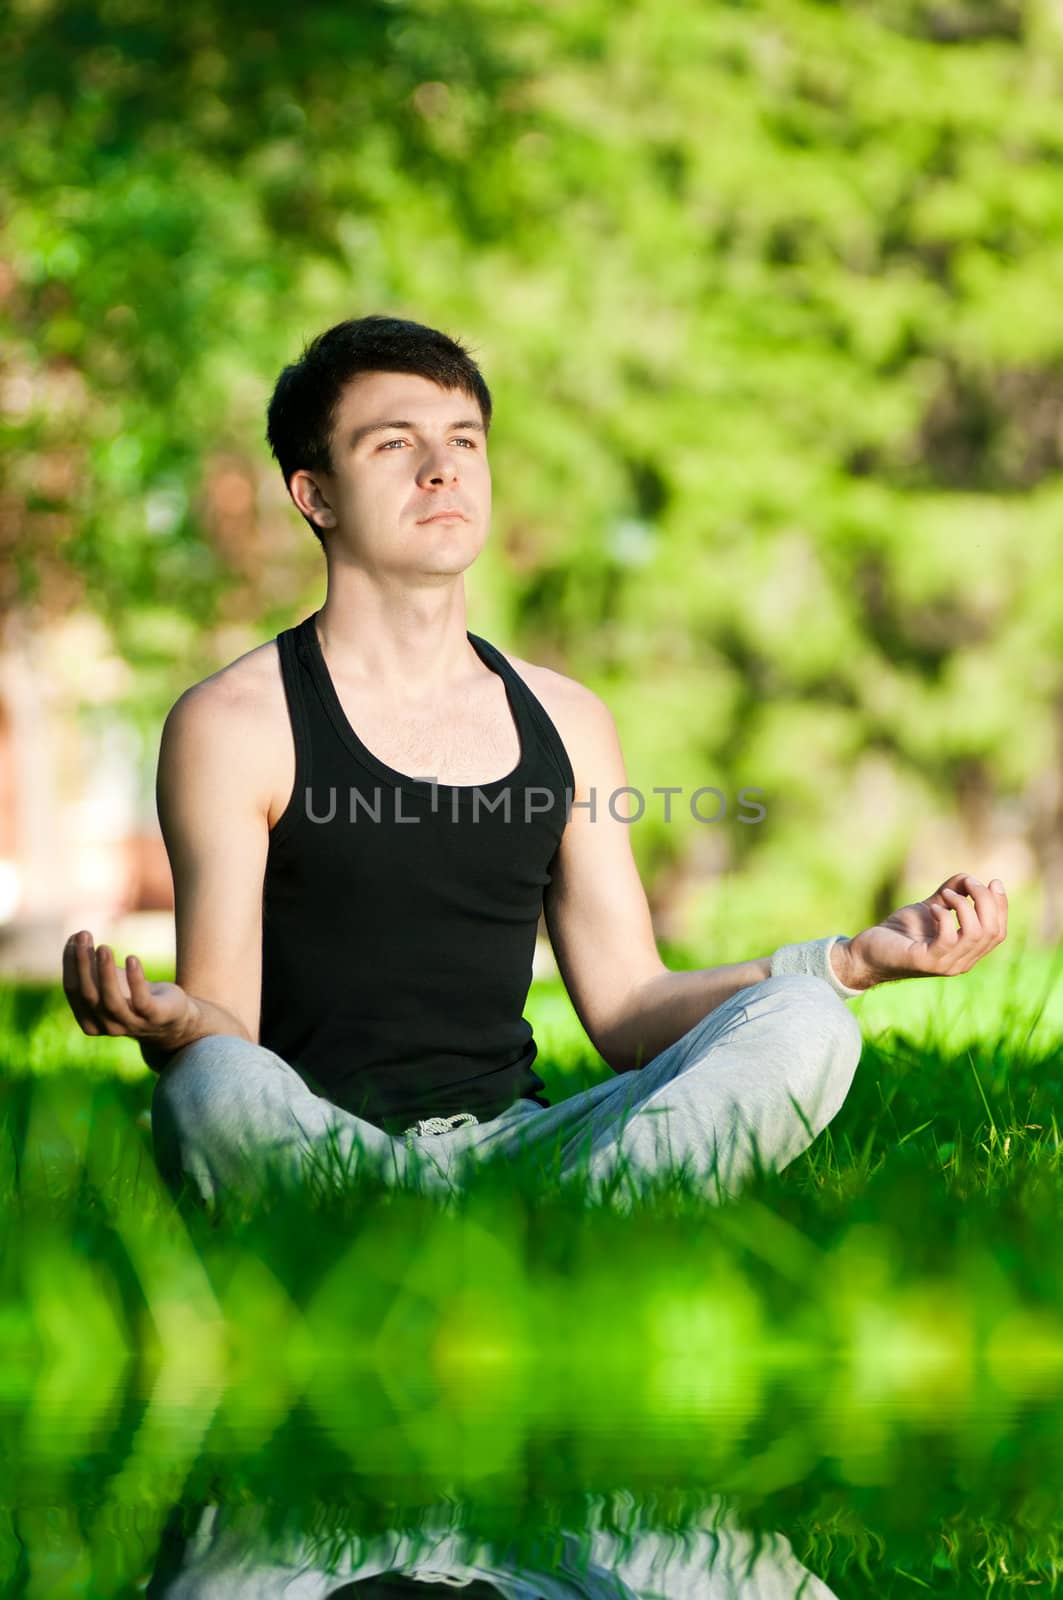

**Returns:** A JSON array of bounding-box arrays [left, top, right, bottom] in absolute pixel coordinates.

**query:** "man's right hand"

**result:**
[[62, 930, 199, 1048]]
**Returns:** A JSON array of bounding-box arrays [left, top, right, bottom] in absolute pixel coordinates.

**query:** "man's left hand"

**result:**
[[835, 874, 1009, 990]]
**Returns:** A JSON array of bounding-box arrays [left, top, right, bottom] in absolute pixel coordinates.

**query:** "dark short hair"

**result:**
[[265, 313, 493, 546]]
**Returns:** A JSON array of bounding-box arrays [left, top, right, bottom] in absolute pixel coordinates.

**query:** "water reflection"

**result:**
[[147, 1491, 839, 1597]]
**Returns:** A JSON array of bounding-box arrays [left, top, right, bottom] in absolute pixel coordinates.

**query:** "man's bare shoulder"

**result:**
[[496, 649, 609, 719], [166, 638, 287, 730], [159, 640, 295, 825], [494, 649, 614, 774]]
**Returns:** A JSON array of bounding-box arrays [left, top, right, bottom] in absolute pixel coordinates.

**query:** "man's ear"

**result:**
[[289, 468, 337, 531]]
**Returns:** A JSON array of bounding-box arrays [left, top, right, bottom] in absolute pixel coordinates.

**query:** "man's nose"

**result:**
[[423, 450, 459, 482]]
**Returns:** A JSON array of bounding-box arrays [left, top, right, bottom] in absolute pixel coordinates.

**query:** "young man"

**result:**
[[62, 315, 1009, 1212]]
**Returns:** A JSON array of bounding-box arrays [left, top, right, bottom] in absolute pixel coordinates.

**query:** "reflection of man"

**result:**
[[147, 1495, 841, 1598], [61, 314, 1008, 1211]]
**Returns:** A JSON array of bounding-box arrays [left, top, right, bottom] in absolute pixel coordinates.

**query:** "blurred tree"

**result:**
[[2, 0, 1061, 941]]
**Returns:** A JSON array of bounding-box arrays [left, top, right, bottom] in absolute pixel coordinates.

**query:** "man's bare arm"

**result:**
[[541, 686, 777, 1073], [602, 872, 1009, 1070], [540, 682, 890, 1071], [592, 958, 776, 1073], [151, 677, 273, 1067], [62, 671, 274, 1074]]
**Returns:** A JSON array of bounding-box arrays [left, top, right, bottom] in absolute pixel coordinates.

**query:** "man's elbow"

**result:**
[[604, 1048, 643, 1076], [593, 968, 671, 1076], [600, 1033, 659, 1076]]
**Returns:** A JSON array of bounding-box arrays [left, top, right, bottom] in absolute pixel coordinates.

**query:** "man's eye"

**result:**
[[380, 438, 476, 450]]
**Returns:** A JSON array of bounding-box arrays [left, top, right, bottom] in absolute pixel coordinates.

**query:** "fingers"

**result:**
[[937, 874, 1008, 970], [125, 952, 157, 1017], [62, 931, 147, 1037], [989, 877, 1009, 941], [941, 886, 979, 940], [62, 932, 83, 1001], [75, 931, 100, 1007], [952, 876, 1005, 939], [929, 900, 959, 952], [94, 944, 139, 1035], [62, 930, 101, 1035]]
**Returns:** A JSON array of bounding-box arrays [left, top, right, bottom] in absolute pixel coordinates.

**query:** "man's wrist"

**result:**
[[143, 993, 205, 1063], [138, 996, 219, 1074], [151, 993, 202, 1053], [828, 936, 873, 992], [177, 992, 206, 1047], [769, 935, 866, 998]]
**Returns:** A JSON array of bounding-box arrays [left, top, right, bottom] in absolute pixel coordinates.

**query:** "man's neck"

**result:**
[[314, 576, 480, 702]]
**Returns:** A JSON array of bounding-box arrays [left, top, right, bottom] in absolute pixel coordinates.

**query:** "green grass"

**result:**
[[1, 941, 1062, 1594]]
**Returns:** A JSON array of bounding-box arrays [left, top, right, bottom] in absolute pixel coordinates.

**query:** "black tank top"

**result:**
[[259, 612, 575, 1136]]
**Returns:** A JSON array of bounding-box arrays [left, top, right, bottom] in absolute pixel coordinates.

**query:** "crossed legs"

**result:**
[[150, 975, 863, 1213]]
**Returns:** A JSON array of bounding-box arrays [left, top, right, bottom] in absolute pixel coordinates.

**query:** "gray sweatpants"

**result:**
[[150, 974, 863, 1214]]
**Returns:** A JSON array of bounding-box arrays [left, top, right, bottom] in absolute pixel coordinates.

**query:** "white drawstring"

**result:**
[[403, 1112, 479, 1138]]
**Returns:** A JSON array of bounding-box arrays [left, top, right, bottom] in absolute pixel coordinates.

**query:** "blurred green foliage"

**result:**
[[3, 951, 1063, 1591], [3, 0, 1062, 945]]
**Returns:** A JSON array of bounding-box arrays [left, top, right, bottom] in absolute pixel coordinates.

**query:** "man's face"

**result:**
[[293, 370, 491, 576]]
